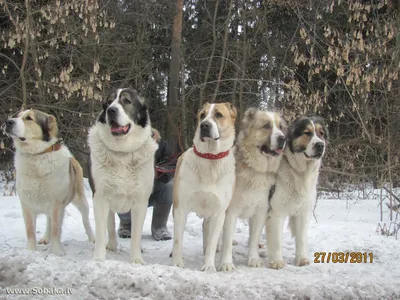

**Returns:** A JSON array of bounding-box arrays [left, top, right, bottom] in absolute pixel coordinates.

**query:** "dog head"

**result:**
[[4, 109, 59, 153], [195, 102, 237, 145], [94, 88, 152, 152], [98, 88, 148, 135], [240, 107, 287, 156], [287, 116, 329, 160]]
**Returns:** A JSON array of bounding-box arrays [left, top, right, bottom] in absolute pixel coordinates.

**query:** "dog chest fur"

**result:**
[[88, 125, 157, 213], [177, 149, 235, 218], [15, 147, 73, 214], [270, 151, 321, 216]]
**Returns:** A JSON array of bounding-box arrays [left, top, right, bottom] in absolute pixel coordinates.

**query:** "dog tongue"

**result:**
[[275, 148, 283, 154], [111, 124, 129, 133]]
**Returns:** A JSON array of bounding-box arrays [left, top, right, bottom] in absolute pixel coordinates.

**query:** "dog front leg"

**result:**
[[172, 208, 188, 268], [49, 202, 66, 256], [202, 212, 225, 271], [21, 203, 37, 251], [291, 213, 311, 266], [107, 210, 117, 251], [247, 209, 266, 267], [266, 213, 285, 269], [93, 197, 109, 261], [130, 202, 147, 264], [39, 216, 51, 245], [219, 209, 237, 271]]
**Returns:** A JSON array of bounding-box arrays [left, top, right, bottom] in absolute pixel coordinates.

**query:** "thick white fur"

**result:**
[[11, 116, 95, 256], [172, 106, 236, 271], [267, 148, 322, 269], [219, 112, 284, 271], [88, 100, 157, 264]]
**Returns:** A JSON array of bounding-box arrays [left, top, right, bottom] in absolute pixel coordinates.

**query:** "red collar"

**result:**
[[193, 145, 230, 160]]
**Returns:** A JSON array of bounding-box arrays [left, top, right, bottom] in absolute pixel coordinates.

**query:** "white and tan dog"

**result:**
[[88, 88, 157, 263], [172, 102, 237, 271], [4, 109, 95, 255], [219, 108, 286, 271], [266, 116, 328, 269]]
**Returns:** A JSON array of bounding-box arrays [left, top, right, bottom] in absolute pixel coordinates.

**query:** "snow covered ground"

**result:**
[[0, 181, 399, 299]]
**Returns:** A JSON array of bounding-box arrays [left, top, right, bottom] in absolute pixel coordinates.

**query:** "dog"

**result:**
[[4, 109, 95, 255], [219, 108, 287, 271], [266, 115, 328, 269], [172, 102, 237, 271], [88, 88, 158, 263]]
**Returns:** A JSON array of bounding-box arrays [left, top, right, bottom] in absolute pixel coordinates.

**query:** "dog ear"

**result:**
[[47, 115, 58, 138], [242, 107, 257, 124], [97, 101, 108, 124], [39, 114, 58, 141], [225, 103, 237, 120]]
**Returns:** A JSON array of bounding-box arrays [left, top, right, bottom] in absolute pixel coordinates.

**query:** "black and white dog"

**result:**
[[88, 88, 158, 264], [266, 116, 328, 269]]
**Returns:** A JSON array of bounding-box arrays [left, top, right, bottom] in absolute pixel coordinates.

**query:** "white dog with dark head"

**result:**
[[219, 108, 287, 271], [172, 102, 237, 271], [4, 109, 95, 256], [266, 115, 328, 269], [88, 88, 158, 263]]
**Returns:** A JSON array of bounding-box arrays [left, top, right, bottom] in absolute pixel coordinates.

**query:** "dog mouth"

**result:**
[[304, 152, 322, 159], [260, 145, 283, 156], [110, 121, 131, 136], [200, 136, 220, 142]]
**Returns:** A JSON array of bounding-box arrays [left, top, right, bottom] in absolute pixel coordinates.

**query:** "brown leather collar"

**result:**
[[38, 141, 63, 155]]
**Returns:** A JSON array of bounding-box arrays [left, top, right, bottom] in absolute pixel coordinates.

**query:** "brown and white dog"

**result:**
[[172, 102, 237, 271], [266, 116, 328, 269], [4, 109, 95, 255], [219, 108, 286, 271]]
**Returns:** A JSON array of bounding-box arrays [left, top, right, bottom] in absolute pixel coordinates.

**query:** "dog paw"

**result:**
[[296, 257, 310, 267], [269, 260, 284, 269], [88, 235, 95, 244], [39, 237, 50, 245], [248, 257, 263, 268], [173, 259, 185, 268], [131, 257, 145, 265], [201, 264, 216, 272], [219, 262, 235, 272], [106, 241, 117, 251], [50, 245, 66, 256]]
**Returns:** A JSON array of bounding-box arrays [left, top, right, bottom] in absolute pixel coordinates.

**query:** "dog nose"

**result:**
[[107, 107, 118, 116], [6, 119, 15, 127], [277, 135, 286, 148], [315, 142, 324, 152], [200, 122, 210, 130]]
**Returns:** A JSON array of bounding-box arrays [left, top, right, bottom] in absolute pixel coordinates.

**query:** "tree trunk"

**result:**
[[167, 0, 183, 154]]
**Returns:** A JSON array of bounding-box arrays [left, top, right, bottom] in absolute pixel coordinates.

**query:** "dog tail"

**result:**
[[69, 157, 85, 200]]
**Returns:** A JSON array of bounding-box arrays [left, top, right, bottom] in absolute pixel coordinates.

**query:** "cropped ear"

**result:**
[[242, 107, 258, 124], [279, 115, 289, 135], [40, 114, 58, 141], [47, 115, 58, 138], [98, 101, 108, 124], [225, 103, 237, 120]]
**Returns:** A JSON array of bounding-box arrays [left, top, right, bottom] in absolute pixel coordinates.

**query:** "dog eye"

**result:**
[[320, 131, 324, 137], [304, 131, 312, 136], [26, 116, 32, 121], [263, 123, 271, 129], [123, 98, 132, 105], [215, 112, 223, 118], [200, 113, 205, 119]]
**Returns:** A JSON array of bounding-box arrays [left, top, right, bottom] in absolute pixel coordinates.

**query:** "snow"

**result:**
[[0, 180, 400, 299]]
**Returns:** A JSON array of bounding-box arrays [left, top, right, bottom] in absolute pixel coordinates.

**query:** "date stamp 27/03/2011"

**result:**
[[314, 252, 373, 263]]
